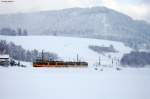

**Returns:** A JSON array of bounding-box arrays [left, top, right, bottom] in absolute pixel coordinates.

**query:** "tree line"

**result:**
[[0, 28, 28, 36], [0, 40, 58, 62], [89, 45, 117, 54], [121, 51, 150, 67]]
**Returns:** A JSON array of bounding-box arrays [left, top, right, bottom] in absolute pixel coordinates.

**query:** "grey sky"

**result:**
[[0, 0, 150, 23]]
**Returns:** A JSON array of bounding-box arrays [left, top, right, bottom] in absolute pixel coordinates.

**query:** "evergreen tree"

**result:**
[[23, 29, 28, 36], [17, 28, 22, 36]]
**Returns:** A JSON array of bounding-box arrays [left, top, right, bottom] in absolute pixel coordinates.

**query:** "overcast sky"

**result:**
[[0, 0, 150, 23]]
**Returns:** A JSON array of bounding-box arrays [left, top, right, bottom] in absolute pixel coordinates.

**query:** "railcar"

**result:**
[[33, 59, 88, 67]]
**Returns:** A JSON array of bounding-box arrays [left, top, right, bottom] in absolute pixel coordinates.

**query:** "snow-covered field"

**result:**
[[0, 36, 132, 66], [0, 36, 150, 99], [0, 67, 150, 99]]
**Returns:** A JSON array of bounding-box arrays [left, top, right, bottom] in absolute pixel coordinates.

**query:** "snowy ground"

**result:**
[[0, 36, 150, 99], [0, 66, 150, 99]]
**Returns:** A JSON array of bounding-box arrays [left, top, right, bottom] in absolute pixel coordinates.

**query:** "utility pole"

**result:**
[[77, 54, 79, 62], [112, 58, 114, 67], [42, 50, 44, 61], [98, 56, 101, 66]]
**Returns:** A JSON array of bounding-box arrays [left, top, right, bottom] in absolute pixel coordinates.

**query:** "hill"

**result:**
[[0, 35, 132, 66], [0, 7, 150, 49]]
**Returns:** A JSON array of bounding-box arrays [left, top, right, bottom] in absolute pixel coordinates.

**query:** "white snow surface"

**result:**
[[0, 67, 150, 99], [0, 36, 150, 99], [0, 36, 132, 66]]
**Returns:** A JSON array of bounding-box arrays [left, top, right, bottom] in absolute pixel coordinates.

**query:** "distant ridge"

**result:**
[[0, 6, 150, 49]]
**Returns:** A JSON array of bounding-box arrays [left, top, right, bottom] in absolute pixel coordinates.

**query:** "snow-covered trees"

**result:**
[[17, 28, 28, 36], [121, 51, 150, 67], [88, 45, 117, 54], [0, 40, 58, 62], [0, 28, 16, 36], [0, 40, 7, 54], [0, 28, 28, 36]]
